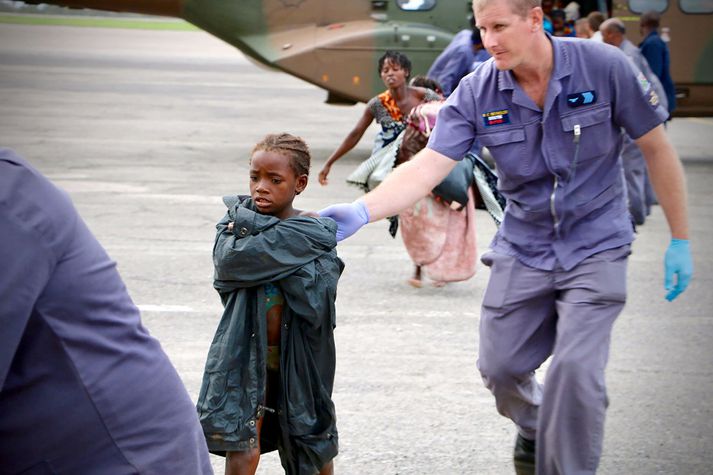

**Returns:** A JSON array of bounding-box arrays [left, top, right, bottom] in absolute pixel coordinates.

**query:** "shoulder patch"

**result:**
[[636, 71, 652, 94]]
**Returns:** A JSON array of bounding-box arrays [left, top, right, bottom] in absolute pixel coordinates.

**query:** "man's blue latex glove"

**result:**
[[664, 238, 693, 301], [318, 200, 370, 242]]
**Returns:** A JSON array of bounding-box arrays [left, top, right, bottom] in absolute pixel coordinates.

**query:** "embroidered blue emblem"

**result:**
[[482, 109, 510, 127], [567, 91, 597, 107]]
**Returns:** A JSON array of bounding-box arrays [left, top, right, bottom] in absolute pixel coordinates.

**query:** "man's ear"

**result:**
[[530, 6, 544, 32], [295, 174, 308, 195]]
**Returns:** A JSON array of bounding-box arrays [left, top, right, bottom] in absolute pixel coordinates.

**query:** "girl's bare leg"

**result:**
[[225, 417, 264, 475], [318, 460, 334, 475], [225, 449, 259, 475]]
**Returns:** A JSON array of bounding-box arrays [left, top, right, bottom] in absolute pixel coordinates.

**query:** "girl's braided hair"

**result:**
[[252, 133, 311, 176]]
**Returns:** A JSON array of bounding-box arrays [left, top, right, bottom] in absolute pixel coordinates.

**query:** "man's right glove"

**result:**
[[318, 200, 370, 242], [664, 238, 693, 302]]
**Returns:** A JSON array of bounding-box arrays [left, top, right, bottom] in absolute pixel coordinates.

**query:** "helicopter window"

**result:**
[[678, 0, 713, 12], [628, 0, 668, 12], [397, 0, 437, 11]]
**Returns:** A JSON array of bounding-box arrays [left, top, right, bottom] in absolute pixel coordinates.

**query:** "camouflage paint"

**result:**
[[694, 37, 713, 83], [26, 0, 711, 113]]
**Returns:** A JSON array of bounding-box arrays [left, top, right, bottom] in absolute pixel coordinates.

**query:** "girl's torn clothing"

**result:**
[[196, 195, 344, 475]]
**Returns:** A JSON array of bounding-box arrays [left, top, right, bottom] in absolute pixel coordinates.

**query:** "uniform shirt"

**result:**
[[427, 29, 475, 96], [0, 149, 212, 474], [428, 36, 668, 271]]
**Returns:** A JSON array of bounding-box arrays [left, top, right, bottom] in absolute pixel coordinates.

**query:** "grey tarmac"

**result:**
[[1, 23, 712, 475]]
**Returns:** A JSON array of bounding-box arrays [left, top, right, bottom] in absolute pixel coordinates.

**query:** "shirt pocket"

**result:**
[[478, 127, 529, 180], [560, 103, 613, 162]]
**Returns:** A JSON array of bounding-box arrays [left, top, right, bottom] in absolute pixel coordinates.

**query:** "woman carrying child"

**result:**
[[196, 133, 343, 475], [317, 50, 440, 190]]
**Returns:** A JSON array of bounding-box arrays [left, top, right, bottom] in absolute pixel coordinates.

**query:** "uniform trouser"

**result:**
[[622, 150, 649, 225], [477, 246, 629, 475]]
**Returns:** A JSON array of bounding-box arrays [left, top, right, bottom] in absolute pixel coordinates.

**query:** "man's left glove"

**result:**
[[318, 200, 370, 242], [664, 238, 693, 301]]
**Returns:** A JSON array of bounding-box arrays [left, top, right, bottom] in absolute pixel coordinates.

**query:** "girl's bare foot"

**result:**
[[408, 265, 422, 288]]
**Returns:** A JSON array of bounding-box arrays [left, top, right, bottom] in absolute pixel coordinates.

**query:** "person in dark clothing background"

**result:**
[[427, 22, 490, 97], [640, 10, 676, 117]]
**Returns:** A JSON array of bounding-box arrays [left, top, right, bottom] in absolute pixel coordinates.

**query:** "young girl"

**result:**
[[196, 133, 343, 475]]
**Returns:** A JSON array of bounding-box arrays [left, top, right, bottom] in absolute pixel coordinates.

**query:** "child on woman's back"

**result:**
[[196, 133, 343, 475]]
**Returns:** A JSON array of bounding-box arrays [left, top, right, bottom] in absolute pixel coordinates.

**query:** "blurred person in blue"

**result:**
[[601, 17, 668, 225], [0, 148, 212, 474], [471, 29, 492, 71], [639, 10, 676, 116], [427, 20, 490, 97], [318, 0, 693, 472]]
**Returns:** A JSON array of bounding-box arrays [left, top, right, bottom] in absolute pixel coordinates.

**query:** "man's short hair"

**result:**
[[474, 0, 541, 19], [640, 10, 660, 29], [587, 11, 605, 31], [601, 17, 626, 35]]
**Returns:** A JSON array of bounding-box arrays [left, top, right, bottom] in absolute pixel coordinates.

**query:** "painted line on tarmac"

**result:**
[[137, 304, 195, 313], [686, 118, 713, 126]]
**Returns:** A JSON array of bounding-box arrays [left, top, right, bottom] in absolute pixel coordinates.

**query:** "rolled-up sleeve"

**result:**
[[610, 50, 668, 139], [427, 78, 478, 161]]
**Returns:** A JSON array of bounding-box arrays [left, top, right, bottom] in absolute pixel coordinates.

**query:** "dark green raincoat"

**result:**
[[196, 196, 343, 475]]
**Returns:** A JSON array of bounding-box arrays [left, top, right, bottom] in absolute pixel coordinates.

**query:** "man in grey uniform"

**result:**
[[318, 0, 693, 473], [0, 149, 212, 474], [601, 17, 667, 225]]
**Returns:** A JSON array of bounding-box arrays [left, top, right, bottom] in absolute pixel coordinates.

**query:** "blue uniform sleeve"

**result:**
[[426, 77, 478, 161], [0, 175, 54, 390], [610, 50, 668, 139]]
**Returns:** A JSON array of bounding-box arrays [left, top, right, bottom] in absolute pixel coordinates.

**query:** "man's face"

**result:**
[[575, 21, 592, 38], [475, 0, 541, 71], [600, 27, 616, 46]]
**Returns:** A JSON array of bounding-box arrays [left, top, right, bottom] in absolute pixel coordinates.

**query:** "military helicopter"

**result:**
[[22, 0, 713, 115], [23, 0, 472, 105]]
